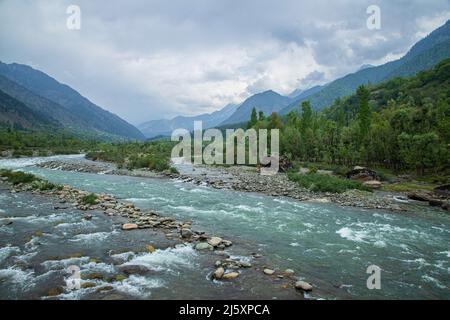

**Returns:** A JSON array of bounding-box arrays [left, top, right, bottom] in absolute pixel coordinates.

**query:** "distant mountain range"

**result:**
[[279, 19, 450, 115], [139, 20, 450, 137], [0, 62, 145, 140], [1, 20, 449, 140], [138, 103, 238, 138], [219, 90, 291, 126]]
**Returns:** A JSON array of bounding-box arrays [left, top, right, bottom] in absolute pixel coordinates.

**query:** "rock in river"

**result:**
[[263, 269, 275, 275], [207, 237, 223, 247], [213, 267, 225, 279], [195, 242, 213, 250], [222, 272, 239, 280], [122, 223, 138, 231], [181, 228, 193, 238], [295, 280, 313, 291]]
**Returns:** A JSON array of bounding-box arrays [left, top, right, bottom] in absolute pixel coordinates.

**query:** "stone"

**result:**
[[213, 267, 225, 279], [181, 228, 193, 238], [117, 264, 151, 275], [263, 268, 275, 275], [239, 261, 252, 268], [105, 208, 116, 216], [284, 269, 295, 275], [222, 272, 239, 280], [222, 240, 233, 247], [195, 242, 213, 250], [295, 280, 313, 291], [363, 180, 382, 189], [83, 214, 93, 220], [145, 245, 156, 253], [122, 223, 138, 230], [207, 237, 222, 247]]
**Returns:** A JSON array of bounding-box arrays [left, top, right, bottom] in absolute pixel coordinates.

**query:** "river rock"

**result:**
[[117, 264, 151, 275], [284, 269, 295, 275], [195, 242, 213, 250], [263, 269, 275, 275], [222, 272, 239, 280], [213, 267, 225, 279], [363, 180, 382, 189], [83, 214, 93, 220], [207, 237, 222, 247], [295, 280, 313, 291], [122, 223, 138, 230], [181, 228, 193, 238]]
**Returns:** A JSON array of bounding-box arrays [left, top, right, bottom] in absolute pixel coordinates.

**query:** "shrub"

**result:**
[[287, 172, 371, 193], [169, 166, 179, 174], [81, 193, 98, 205], [308, 166, 318, 174], [0, 170, 38, 185]]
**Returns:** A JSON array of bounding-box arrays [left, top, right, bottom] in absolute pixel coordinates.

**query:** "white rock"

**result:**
[[295, 280, 313, 291], [263, 268, 275, 275], [207, 237, 223, 247]]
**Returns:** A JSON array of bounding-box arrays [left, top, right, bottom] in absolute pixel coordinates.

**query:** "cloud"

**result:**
[[0, 0, 449, 123]]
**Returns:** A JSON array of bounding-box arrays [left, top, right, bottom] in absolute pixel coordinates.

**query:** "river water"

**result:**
[[0, 155, 448, 299]]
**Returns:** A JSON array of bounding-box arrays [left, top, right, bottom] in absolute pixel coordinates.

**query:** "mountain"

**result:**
[[280, 20, 450, 115], [0, 62, 145, 140], [0, 89, 60, 130], [138, 103, 238, 138], [220, 90, 291, 125]]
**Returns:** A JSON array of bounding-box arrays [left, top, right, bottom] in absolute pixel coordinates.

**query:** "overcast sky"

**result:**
[[1, 0, 449, 124]]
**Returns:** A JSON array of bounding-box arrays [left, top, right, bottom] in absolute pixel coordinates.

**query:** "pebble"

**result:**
[[207, 237, 223, 247], [284, 269, 295, 275], [195, 242, 213, 250], [122, 223, 138, 230], [263, 269, 275, 275], [295, 280, 313, 291], [213, 267, 225, 279], [222, 272, 239, 280]]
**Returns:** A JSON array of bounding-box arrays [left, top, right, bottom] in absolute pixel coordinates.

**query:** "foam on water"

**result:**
[[114, 275, 165, 298], [121, 245, 197, 273], [70, 231, 118, 243], [0, 245, 21, 263], [0, 154, 84, 170]]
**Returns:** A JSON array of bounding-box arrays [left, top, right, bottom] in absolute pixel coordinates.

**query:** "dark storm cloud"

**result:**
[[0, 0, 449, 123]]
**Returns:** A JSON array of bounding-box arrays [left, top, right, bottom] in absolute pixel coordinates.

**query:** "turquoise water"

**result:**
[[1, 156, 449, 299]]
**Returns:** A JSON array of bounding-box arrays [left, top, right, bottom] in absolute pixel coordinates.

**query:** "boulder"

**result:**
[[434, 184, 450, 198], [295, 280, 313, 291], [122, 223, 138, 231], [407, 192, 432, 202], [222, 272, 239, 280], [195, 242, 213, 250], [181, 228, 193, 238], [284, 269, 295, 276], [346, 167, 378, 181], [117, 264, 151, 275], [213, 267, 225, 279], [207, 237, 223, 247], [263, 269, 275, 275], [363, 180, 382, 189]]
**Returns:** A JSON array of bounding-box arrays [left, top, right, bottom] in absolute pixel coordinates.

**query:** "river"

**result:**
[[0, 155, 448, 299]]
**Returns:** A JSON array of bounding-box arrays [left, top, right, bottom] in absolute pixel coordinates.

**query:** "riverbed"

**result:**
[[0, 155, 449, 299]]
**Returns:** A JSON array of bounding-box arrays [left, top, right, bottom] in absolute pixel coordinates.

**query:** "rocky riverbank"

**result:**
[[175, 165, 415, 212], [1, 172, 314, 299], [37, 159, 414, 212]]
